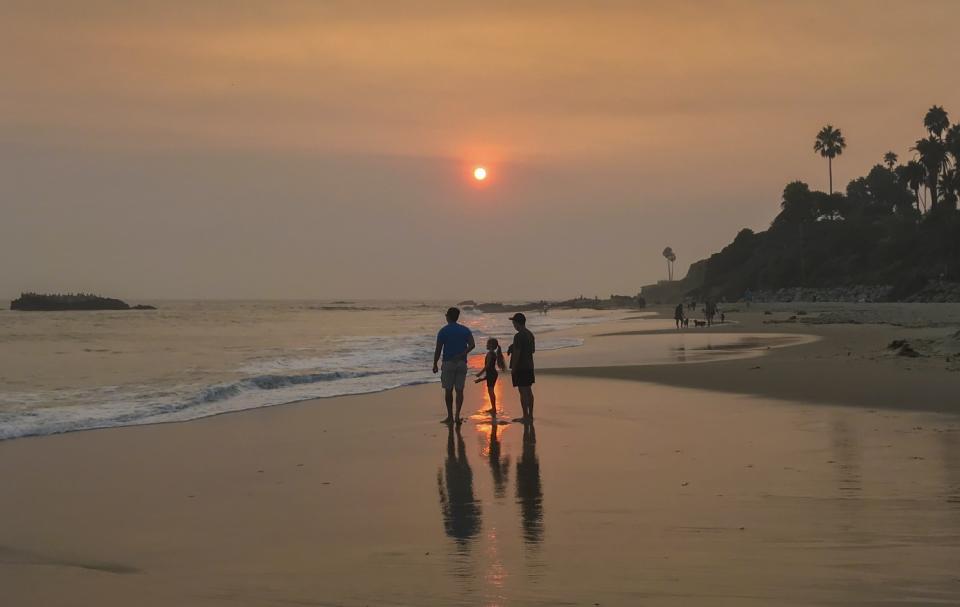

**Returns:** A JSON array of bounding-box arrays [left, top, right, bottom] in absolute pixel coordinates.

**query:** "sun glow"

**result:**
[[473, 166, 487, 181]]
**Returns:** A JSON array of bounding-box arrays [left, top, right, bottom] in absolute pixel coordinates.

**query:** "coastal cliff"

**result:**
[[643, 105, 960, 304]]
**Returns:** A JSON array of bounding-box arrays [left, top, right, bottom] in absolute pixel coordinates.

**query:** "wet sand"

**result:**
[[540, 304, 960, 413], [3, 304, 960, 605]]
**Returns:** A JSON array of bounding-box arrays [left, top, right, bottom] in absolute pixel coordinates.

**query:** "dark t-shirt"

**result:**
[[511, 328, 536, 370]]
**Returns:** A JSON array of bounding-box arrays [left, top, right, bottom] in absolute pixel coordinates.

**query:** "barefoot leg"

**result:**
[[442, 387, 454, 423], [454, 387, 464, 423]]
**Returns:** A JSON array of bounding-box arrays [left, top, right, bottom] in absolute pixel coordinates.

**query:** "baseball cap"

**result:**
[[508, 312, 526, 323]]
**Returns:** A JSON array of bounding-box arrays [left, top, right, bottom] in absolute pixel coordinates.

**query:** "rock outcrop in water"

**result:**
[[10, 293, 155, 311]]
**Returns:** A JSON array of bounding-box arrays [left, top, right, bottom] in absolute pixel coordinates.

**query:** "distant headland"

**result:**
[[643, 104, 960, 304], [10, 293, 156, 311], [466, 294, 645, 313]]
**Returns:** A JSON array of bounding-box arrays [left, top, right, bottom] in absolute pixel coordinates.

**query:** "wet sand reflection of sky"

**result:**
[[420, 375, 960, 605], [542, 330, 817, 369], [436, 379, 546, 598]]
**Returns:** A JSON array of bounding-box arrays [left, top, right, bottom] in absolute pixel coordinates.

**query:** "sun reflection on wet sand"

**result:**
[[470, 377, 509, 424], [481, 420, 511, 606], [479, 421, 511, 499], [433, 374, 549, 599]]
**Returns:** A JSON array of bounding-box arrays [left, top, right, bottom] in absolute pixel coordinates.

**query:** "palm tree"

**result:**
[[946, 125, 960, 207], [912, 136, 949, 210], [946, 123, 960, 164], [941, 168, 959, 209], [662, 247, 677, 281], [813, 125, 847, 194], [924, 105, 950, 140], [896, 160, 926, 214], [883, 151, 898, 170]]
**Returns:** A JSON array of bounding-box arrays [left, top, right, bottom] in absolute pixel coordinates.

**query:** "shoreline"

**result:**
[[0, 309, 804, 443], [6, 302, 960, 443], [0, 307, 614, 443]]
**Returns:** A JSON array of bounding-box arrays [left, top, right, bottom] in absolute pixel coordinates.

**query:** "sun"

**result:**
[[473, 166, 487, 181]]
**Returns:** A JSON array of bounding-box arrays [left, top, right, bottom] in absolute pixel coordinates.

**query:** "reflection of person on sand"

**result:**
[[433, 307, 475, 424], [474, 338, 507, 418], [437, 424, 481, 546], [486, 421, 510, 499], [516, 423, 544, 544]]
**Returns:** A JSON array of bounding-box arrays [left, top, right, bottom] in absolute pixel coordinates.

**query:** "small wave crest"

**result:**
[[0, 369, 432, 441], [196, 370, 387, 403], [1, 309, 605, 441]]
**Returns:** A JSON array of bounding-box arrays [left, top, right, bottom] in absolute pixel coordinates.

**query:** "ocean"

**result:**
[[0, 301, 612, 440]]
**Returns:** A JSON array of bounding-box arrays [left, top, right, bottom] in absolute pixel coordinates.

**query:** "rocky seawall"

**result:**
[[748, 286, 892, 303], [746, 282, 960, 303], [901, 281, 960, 303]]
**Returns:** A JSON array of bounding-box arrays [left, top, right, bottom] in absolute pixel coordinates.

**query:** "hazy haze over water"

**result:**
[[2, 1, 958, 300]]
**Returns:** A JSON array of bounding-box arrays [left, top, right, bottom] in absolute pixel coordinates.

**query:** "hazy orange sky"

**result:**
[[2, 1, 958, 300]]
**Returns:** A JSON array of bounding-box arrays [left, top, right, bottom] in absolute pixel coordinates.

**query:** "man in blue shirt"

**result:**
[[433, 307, 475, 424]]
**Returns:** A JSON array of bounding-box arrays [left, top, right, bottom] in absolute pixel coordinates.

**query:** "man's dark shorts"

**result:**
[[511, 368, 535, 387]]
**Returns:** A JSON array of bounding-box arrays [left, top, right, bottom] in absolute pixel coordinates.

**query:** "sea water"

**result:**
[[0, 301, 611, 440]]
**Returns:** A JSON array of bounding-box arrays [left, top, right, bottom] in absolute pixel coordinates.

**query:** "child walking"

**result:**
[[475, 338, 507, 417]]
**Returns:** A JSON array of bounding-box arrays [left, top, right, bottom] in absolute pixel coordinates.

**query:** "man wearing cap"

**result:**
[[433, 307, 475, 424], [508, 312, 536, 421]]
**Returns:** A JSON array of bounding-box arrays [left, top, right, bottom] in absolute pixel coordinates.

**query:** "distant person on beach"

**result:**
[[705, 300, 716, 326], [508, 313, 536, 422], [433, 307, 475, 424], [474, 337, 507, 418], [674, 303, 685, 329]]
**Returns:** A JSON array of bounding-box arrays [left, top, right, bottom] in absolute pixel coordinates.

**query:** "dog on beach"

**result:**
[[694, 319, 706, 327], [682, 318, 689, 328]]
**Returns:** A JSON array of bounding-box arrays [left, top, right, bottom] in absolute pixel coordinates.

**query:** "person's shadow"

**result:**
[[516, 422, 544, 545], [437, 424, 481, 549]]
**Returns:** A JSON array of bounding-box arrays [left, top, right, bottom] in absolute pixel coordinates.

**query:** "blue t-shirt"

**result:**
[[437, 323, 473, 361]]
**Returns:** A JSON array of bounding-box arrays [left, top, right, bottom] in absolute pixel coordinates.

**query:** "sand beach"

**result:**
[[3, 303, 960, 606]]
